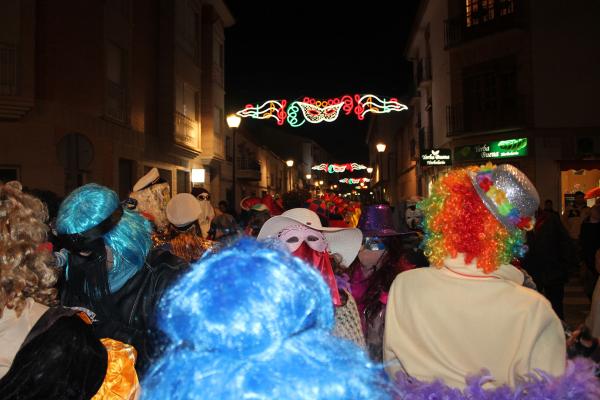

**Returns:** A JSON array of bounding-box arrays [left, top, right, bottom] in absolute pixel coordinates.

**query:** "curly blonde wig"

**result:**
[[0, 181, 58, 318]]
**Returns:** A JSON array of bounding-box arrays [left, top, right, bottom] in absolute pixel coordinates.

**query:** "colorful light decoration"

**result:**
[[339, 177, 371, 184], [311, 163, 367, 173], [236, 94, 407, 127]]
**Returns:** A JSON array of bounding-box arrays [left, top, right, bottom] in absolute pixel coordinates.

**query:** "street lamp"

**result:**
[[319, 180, 324, 185], [286, 159, 294, 190], [305, 174, 311, 180], [367, 167, 373, 174], [375, 143, 386, 202], [227, 114, 242, 210]]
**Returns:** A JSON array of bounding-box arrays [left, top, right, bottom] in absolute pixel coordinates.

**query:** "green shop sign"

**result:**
[[454, 138, 528, 162]]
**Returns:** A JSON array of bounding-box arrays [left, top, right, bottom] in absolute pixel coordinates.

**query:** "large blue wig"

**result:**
[[56, 183, 152, 292], [143, 238, 392, 399]]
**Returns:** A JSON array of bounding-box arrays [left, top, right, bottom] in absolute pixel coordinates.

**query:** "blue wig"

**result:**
[[143, 238, 392, 399], [56, 183, 152, 292]]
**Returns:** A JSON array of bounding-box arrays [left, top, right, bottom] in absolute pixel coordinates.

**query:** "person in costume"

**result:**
[[0, 181, 59, 377], [257, 208, 365, 347], [349, 204, 415, 361], [384, 164, 567, 389], [191, 187, 215, 238], [142, 239, 392, 400], [166, 193, 215, 262], [56, 183, 188, 373], [127, 168, 171, 247], [258, 208, 362, 307], [0, 181, 138, 399]]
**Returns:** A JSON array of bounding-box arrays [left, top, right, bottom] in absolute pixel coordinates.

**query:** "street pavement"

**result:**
[[563, 269, 591, 329]]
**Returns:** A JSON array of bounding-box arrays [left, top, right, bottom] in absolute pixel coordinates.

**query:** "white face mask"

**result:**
[[358, 249, 385, 269]]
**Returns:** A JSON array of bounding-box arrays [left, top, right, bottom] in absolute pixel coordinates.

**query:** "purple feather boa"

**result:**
[[393, 358, 600, 400]]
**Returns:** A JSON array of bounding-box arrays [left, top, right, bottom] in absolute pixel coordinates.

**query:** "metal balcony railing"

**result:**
[[174, 111, 199, 148], [444, 0, 520, 48], [236, 157, 261, 181], [446, 97, 527, 136], [0, 43, 17, 96]]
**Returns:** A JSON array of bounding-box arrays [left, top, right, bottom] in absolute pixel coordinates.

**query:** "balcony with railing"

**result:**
[[416, 57, 432, 86], [445, 0, 522, 48], [174, 111, 200, 151], [0, 43, 34, 120], [446, 97, 527, 136], [236, 157, 261, 181]]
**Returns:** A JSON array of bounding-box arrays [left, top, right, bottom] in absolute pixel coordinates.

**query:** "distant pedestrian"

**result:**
[[524, 206, 576, 320], [562, 191, 591, 240], [581, 205, 600, 298]]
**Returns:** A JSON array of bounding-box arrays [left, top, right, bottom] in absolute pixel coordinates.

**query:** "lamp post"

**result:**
[[226, 114, 241, 210], [286, 159, 294, 191], [376, 143, 386, 202]]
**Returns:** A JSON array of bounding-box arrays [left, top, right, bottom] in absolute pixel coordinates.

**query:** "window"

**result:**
[[105, 42, 128, 122], [465, 0, 514, 27], [106, 42, 123, 85], [462, 57, 519, 131], [213, 106, 223, 134], [175, 79, 198, 120], [177, 170, 190, 194], [177, 1, 199, 59]]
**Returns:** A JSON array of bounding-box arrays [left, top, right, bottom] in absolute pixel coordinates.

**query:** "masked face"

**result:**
[[358, 236, 386, 269], [129, 182, 171, 230], [277, 224, 341, 306], [278, 225, 328, 253]]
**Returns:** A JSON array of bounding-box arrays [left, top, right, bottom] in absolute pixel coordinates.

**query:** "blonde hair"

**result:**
[[0, 182, 58, 317]]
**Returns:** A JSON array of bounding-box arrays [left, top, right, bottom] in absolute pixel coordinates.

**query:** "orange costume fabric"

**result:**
[[92, 338, 139, 400]]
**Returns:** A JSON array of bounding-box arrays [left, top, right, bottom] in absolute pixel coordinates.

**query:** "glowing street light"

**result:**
[[226, 114, 241, 129], [305, 174, 312, 180], [319, 180, 324, 185], [286, 160, 294, 167], [376, 143, 386, 153], [367, 167, 373, 174]]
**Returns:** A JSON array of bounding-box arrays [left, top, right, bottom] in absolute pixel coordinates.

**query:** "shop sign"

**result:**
[[420, 148, 452, 166], [454, 138, 528, 162]]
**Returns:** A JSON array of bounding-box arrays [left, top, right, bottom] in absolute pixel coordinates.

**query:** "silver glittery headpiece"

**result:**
[[469, 164, 539, 232]]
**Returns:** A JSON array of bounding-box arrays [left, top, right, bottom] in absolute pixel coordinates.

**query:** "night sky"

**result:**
[[225, 1, 420, 163]]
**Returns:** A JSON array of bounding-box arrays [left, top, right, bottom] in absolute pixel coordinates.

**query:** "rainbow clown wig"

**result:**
[[56, 183, 152, 295], [143, 239, 392, 400], [418, 164, 534, 273]]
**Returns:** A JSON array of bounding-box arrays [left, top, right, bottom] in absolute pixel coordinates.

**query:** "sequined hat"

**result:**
[[357, 204, 403, 237], [469, 163, 539, 231]]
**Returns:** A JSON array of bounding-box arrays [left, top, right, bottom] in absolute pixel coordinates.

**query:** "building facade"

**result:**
[[0, 0, 234, 202], [404, 0, 600, 210]]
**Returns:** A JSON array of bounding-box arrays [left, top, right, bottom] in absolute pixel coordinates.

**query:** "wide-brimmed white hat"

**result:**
[[133, 168, 160, 192], [257, 208, 362, 267], [166, 193, 202, 227]]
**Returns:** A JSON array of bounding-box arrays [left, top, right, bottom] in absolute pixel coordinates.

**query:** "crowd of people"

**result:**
[[0, 163, 599, 399]]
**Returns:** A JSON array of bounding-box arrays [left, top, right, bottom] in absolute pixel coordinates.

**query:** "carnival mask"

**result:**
[[278, 224, 328, 253], [297, 102, 344, 124]]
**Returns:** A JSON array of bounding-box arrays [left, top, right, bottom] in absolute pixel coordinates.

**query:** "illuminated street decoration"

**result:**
[[339, 177, 371, 184], [236, 100, 288, 126], [311, 163, 367, 173], [236, 94, 407, 127]]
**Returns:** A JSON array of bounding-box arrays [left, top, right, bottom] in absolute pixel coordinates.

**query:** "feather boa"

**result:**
[[393, 358, 600, 400]]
